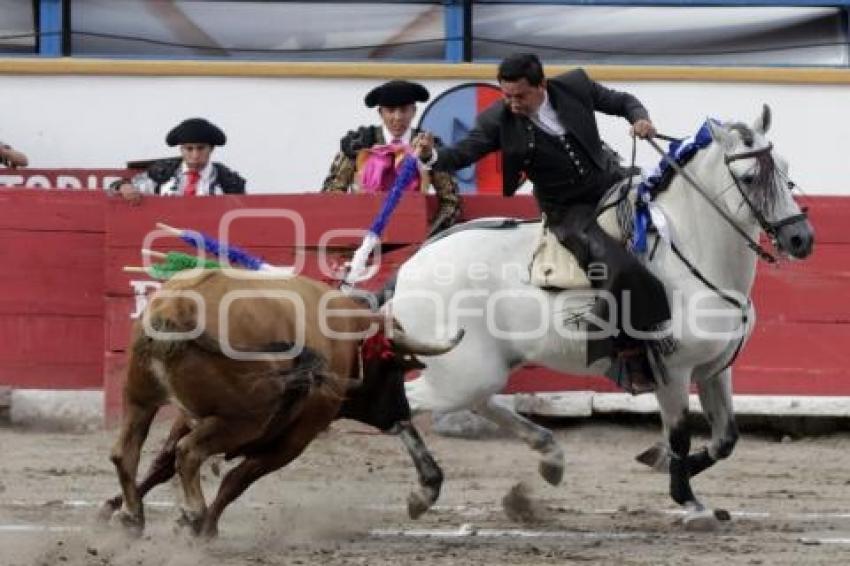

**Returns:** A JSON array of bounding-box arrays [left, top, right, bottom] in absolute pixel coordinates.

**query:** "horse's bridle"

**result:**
[[647, 136, 808, 264], [723, 143, 810, 255], [644, 133, 808, 376]]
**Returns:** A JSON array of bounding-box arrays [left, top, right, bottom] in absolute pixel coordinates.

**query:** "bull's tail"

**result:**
[[135, 293, 205, 361], [146, 313, 340, 392], [230, 345, 343, 458], [263, 343, 344, 403]]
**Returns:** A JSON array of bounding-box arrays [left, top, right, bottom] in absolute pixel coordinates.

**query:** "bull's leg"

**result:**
[[689, 368, 738, 478], [473, 395, 564, 486], [656, 372, 719, 531], [99, 414, 191, 523], [108, 400, 159, 535], [199, 415, 327, 539], [389, 420, 443, 519], [174, 416, 262, 536]]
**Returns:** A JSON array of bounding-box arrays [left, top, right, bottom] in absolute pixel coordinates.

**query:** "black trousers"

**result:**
[[543, 203, 671, 362]]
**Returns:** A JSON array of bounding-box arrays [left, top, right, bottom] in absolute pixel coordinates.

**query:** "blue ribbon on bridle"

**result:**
[[632, 119, 717, 254]]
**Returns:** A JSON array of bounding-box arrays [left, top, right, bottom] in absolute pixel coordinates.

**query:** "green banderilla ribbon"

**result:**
[[145, 251, 221, 280]]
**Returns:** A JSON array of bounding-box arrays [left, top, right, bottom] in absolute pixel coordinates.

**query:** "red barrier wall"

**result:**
[[0, 169, 134, 191], [0, 190, 106, 389], [0, 188, 847, 424]]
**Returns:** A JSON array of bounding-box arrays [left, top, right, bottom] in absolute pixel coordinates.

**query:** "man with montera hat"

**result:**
[[110, 117, 245, 203], [322, 80, 460, 237]]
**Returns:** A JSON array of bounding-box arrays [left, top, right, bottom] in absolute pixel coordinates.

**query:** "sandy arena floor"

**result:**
[[2, 417, 849, 566]]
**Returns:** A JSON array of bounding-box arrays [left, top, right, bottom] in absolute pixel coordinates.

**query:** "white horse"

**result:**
[[388, 106, 814, 529]]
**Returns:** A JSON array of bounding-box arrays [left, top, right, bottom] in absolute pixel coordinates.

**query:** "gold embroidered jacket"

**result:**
[[321, 126, 460, 236]]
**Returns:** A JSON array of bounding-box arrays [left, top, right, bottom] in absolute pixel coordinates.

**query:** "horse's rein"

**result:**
[[644, 133, 753, 376], [645, 136, 777, 263]]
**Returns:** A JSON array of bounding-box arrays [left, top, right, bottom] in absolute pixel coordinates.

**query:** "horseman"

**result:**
[[414, 53, 670, 391], [322, 80, 461, 238]]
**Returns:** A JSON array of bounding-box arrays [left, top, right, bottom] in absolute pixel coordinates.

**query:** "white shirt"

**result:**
[[382, 126, 413, 145], [530, 92, 566, 137], [157, 161, 217, 196]]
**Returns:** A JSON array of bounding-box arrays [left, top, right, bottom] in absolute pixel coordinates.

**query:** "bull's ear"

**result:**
[[753, 104, 771, 135]]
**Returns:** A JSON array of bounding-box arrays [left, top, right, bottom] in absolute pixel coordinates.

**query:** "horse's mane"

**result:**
[[727, 122, 781, 217]]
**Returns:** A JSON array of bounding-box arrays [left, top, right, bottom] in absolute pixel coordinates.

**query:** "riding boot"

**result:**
[[617, 344, 657, 394], [544, 203, 671, 394], [602, 336, 657, 394]]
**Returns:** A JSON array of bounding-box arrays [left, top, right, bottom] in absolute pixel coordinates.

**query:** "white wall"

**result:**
[[1, 74, 847, 195]]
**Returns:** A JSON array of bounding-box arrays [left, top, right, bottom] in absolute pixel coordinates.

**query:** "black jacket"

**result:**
[[146, 158, 246, 195], [433, 69, 648, 196]]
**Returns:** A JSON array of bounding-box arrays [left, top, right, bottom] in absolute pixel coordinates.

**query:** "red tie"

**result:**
[[184, 170, 200, 196]]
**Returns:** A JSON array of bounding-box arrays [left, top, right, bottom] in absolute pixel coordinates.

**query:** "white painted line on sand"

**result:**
[[373, 527, 850, 543], [662, 509, 850, 521], [367, 503, 850, 522], [2, 499, 268, 510], [0, 524, 83, 533], [370, 526, 654, 540], [6, 499, 850, 524], [799, 537, 850, 545], [5, 499, 175, 509]]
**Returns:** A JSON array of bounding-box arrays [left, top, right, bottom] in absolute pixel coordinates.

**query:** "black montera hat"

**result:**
[[364, 80, 429, 108], [166, 118, 227, 147]]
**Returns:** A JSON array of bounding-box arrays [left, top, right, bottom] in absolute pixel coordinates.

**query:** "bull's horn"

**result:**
[[392, 328, 465, 357]]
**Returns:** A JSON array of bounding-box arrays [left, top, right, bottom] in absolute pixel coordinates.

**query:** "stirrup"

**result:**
[[607, 345, 657, 395]]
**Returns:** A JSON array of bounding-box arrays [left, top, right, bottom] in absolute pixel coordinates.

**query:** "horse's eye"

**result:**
[[741, 174, 755, 184]]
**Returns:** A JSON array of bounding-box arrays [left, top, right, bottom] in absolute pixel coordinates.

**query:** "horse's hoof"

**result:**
[[635, 443, 670, 473], [407, 491, 432, 520], [538, 459, 564, 486], [683, 508, 720, 532], [116, 511, 144, 537]]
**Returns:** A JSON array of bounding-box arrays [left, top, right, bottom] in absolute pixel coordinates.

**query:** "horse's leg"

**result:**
[[390, 420, 443, 519], [473, 395, 565, 486], [199, 415, 327, 539], [636, 368, 739, 477], [100, 414, 191, 522], [656, 373, 719, 531], [108, 399, 159, 535], [689, 368, 738, 478]]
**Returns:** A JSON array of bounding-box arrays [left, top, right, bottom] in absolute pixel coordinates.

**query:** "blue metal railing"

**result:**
[[18, 0, 850, 64], [38, 0, 62, 57]]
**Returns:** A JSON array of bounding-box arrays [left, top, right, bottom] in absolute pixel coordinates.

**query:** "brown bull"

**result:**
[[103, 270, 462, 538]]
